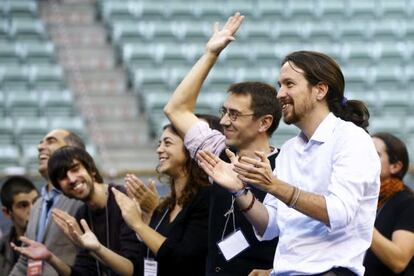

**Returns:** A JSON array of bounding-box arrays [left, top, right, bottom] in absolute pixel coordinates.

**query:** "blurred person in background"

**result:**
[[10, 129, 85, 276], [0, 176, 38, 275], [364, 132, 414, 275]]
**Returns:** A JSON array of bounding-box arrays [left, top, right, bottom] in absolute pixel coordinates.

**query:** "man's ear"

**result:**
[[390, 161, 403, 176], [2, 206, 11, 219], [259, 115, 273, 133], [315, 81, 329, 101]]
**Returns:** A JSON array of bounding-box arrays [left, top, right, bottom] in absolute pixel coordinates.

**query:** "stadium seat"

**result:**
[[0, 65, 30, 91], [29, 65, 65, 90], [9, 19, 47, 42], [40, 90, 75, 117], [0, 42, 20, 65], [19, 41, 55, 65], [5, 90, 39, 118], [0, 117, 14, 145], [48, 116, 87, 140], [0, 145, 21, 170], [6, 0, 38, 20], [15, 116, 48, 147]]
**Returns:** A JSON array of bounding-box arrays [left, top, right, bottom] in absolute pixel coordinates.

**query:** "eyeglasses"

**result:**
[[219, 107, 255, 121]]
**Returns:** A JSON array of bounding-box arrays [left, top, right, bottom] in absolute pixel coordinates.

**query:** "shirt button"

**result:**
[[215, 267, 221, 272]]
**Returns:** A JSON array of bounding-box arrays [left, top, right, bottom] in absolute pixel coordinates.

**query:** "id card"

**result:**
[[144, 258, 158, 276], [27, 259, 42, 276], [217, 229, 250, 261]]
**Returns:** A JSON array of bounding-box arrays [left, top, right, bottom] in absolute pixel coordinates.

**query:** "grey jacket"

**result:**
[[9, 189, 83, 276]]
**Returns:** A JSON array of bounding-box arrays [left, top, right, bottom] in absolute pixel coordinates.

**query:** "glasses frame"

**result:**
[[219, 107, 255, 121]]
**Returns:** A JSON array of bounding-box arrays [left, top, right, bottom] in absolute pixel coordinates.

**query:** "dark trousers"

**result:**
[[313, 267, 357, 276]]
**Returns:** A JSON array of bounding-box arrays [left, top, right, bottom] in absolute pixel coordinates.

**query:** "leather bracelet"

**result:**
[[240, 191, 255, 213]]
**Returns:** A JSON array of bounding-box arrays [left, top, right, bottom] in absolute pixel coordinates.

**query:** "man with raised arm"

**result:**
[[197, 50, 381, 275], [164, 12, 282, 275]]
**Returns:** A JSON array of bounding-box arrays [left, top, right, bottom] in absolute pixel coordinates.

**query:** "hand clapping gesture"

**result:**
[[124, 174, 159, 216], [52, 209, 101, 251], [112, 187, 144, 232], [197, 149, 245, 193]]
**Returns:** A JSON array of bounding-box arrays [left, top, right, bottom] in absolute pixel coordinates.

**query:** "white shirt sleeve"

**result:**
[[253, 193, 280, 241], [325, 128, 380, 231]]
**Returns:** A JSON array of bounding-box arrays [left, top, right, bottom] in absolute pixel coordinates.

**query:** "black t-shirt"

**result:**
[[364, 188, 414, 276], [71, 184, 141, 276]]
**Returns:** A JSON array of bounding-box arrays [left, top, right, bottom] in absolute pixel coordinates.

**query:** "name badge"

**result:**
[[27, 259, 43, 276], [217, 229, 250, 261], [144, 258, 158, 276]]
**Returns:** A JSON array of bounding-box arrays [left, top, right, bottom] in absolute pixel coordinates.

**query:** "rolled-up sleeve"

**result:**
[[253, 193, 280, 241], [325, 130, 380, 231], [184, 121, 226, 160]]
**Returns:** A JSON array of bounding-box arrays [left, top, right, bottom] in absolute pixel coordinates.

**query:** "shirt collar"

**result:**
[[40, 185, 61, 201], [301, 112, 338, 144]]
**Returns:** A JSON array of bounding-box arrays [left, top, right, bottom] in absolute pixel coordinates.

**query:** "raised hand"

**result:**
[[233, 151, 275, 193], [52, 209, 83, 244], [52, 209, 101, 251], [124, 174, 159, 215], [205, 12, 244, 55], [197, 149, 244, 193], [69, 219, 101, 251], [11, 236, 52, 261], [112, 187, 143, 231]]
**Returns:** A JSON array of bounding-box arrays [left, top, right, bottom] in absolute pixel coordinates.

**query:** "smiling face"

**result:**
[[156, 127, 188, 178], [219, 93, 263, 150], [57, 159, 95, 201], [277, 61, 318, 126], [38, 129, 70, 178]]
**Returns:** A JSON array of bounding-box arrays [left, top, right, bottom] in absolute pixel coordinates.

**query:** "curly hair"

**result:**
[[156, 124, 210, 212]]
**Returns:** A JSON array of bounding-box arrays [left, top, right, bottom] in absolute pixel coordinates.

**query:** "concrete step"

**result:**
[[40, 3, 96, 25], [58, 46, 116, 70], [67, 69, 127, 94], [48, 25, 108, 47], [100, 146, 158, 173], [77, 94, 140, 120]]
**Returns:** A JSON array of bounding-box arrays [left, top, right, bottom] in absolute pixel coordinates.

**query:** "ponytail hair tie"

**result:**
[[341, 96, 348, 107]]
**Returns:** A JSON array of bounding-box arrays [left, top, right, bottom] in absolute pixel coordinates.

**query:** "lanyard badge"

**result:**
[[217, 197, 250, 261]]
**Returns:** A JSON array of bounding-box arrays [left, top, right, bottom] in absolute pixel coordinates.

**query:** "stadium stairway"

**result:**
[[38, 0, 157, 175]]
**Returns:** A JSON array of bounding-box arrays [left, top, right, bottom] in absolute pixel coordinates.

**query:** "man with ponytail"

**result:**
[[198, 50, 381, 275]]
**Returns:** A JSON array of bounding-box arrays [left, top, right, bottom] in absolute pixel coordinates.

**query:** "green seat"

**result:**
[[48, 117, 87, 140], [21, 145, 39, 173], [0, 65, 30, 91], [0, 145, 21, 170], [0, 42, 20, 65], [122, 43, 156, 68], [342, 43, 376, 67], [0, 117, 14, 145], [40, 90, 74, 117], [288, 0, 318, 20], [6, 0, 38, 19], [101, 2, 134, 25], [6, 91, 39, 117], [15, 116, 48, 147], [19, 41, 55, 65], [257, 1, 284, 20], [29, 65, 65, 90], [9, 19, 46, 42], [132, 68, 169, 93]]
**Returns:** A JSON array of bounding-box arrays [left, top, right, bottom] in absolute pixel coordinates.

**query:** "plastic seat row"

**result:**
[[0, 65, 65, 91], [99, 0, 412, 24], [0, 116, 87, 146], [0, 90, 75, 117], [0, 41, 55, 65], [0, 18, 47, 42]]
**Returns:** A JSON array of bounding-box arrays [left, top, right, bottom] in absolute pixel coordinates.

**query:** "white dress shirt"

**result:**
[[256, 113, 380, 275]]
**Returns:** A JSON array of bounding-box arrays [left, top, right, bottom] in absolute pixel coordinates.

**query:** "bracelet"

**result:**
[[231, 186, 249, 198], [288, 187, 301, 208], [240, 191, 256, 213]]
